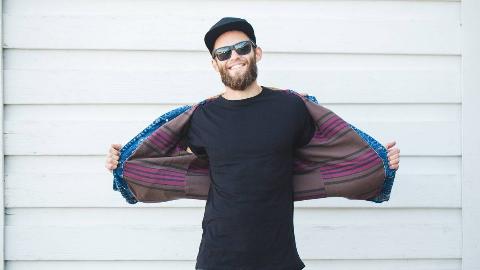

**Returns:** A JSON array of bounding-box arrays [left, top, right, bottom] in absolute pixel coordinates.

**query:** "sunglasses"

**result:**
[[211, 40, 257, 61]]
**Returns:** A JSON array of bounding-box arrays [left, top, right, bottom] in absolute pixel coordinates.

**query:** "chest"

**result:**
[[198, 104, 300, 161]]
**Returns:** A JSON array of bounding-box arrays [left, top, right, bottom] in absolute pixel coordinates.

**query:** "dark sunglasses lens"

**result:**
[[235, 41, 252, 55], [215, 48, 232, 61], [214, 41, 253, 61]]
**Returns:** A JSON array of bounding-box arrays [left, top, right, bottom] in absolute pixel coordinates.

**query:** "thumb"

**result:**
[[385, 141, 396, 149]]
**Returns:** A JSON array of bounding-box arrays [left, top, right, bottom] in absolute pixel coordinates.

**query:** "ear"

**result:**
[[211, 58, 219, 72], [254, 46, 263, 62]]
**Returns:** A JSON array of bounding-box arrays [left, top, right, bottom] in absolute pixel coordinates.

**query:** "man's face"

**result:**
[[211, 30, 262, 90]]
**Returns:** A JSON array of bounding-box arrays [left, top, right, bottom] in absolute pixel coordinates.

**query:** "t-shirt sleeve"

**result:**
[[295, 102, 316, 148]]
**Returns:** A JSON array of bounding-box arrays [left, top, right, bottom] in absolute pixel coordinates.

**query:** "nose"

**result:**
[[229, 48, 241, 60]]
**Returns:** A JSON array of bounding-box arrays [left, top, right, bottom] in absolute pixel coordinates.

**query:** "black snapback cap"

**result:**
[[204, 17, 256, 55]]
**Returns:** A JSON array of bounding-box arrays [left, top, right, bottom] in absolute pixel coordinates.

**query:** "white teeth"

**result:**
[[229, 63, 245, 69]]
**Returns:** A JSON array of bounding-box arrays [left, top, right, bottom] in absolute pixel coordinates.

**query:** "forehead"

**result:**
[[213, 30, 250, 50]]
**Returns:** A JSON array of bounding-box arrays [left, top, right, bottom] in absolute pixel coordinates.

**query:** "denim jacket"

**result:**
[[112, 87, 397, 205]]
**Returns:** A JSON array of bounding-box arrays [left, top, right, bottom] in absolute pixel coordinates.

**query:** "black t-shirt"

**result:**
[[187, 86, 316, 270]]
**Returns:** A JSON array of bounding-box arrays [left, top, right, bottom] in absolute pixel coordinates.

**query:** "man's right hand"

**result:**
[[105, 143, 122, 173]]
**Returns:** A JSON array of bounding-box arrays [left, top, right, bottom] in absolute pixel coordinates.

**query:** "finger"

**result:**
[[389, 159, 399, 166], [385, 141, 396, 149], [386, 141, 396, 149], [111, 143, 122, 150], [388, 153, 400, 160], [387, 148, 400, 157], [107, 157, 119, 165], [108, 162, 118, 170], [109, 149, 119, 157], [106, 163, 115, 171], [108, 157, 118, 163], [109, 148, 120, 156]]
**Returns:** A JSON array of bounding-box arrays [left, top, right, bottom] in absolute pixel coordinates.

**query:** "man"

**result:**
[[105, 17, 400, 270]]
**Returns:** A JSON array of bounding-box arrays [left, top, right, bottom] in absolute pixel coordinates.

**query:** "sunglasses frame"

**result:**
[[211, 40, 257, 61]]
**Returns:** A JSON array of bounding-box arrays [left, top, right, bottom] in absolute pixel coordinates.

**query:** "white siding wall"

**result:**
[[2, 0, 473, 269]]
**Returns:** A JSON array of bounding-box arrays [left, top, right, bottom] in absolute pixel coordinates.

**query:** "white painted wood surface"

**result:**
[[3, 0, 477, 269], [461, 0, 480, 269], [1, 0, 5, 269]]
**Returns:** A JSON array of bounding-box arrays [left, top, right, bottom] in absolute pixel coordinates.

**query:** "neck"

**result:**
[[221, 82, 262, 100]]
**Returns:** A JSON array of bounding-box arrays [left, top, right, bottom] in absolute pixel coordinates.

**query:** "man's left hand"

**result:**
[[385, 141, 400, 170]]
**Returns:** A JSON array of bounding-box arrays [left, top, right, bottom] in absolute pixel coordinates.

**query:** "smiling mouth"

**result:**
[[228, 63, 246, 70]]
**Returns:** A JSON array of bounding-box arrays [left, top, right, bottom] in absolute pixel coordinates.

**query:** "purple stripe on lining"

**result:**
[[322, 154, 381, 179], [322, 153, 379, 177], [149, 130, 170, 146], [125, 166, 185, 181], [314, 122, 349, 141], [126, 162, 185, 176], [149, 129, 175, 148], [318, 115, 340, 132], [148, 134, 172, 150], [293, 150, 376, 174], [319, 117, 343, 134], [323, 121, 348, 138], [310, 126, 350, 145], [124, 171, 186, 186], [320, 151, 377, 173]]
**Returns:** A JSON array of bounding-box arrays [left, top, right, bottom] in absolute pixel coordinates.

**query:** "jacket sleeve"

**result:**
[[294, 93, 397, 203], [112, 105, 194, 204]]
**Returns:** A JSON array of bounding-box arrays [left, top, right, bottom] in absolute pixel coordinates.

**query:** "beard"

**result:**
[[218, 53, 258, 90]]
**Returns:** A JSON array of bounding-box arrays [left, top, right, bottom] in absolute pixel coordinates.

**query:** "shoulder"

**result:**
[[195, 92, 223, 110], [266, 86, 308, 98], [190, 94, 221, 123], [270, 87, 318, 105], [267, 87, 309, 106]]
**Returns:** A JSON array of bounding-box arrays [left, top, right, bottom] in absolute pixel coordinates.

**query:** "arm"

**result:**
[[112, 105, 193, 204], [293, 91, 398, 203]]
